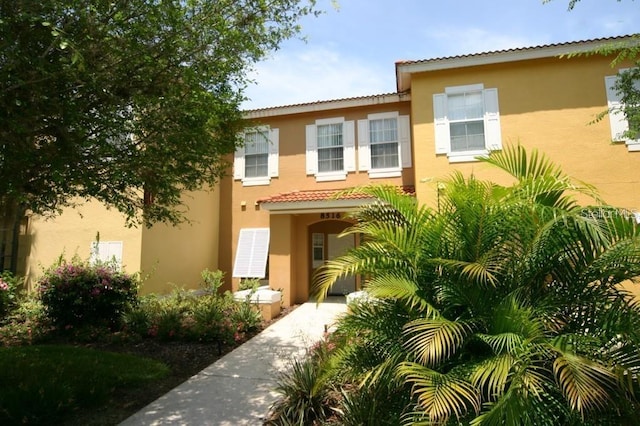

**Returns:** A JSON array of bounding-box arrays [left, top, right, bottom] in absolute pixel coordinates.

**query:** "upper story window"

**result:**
[[306, 117, 355, 182], [234, 126, 279, 186], [605, 70, 640, 151], [358, 112, 412, 178], [433, 84, 502, 163]]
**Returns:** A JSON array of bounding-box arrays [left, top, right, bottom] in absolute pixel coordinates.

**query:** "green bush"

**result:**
[[38, 258, 138, 329], [0, 271, 21, 320], [123, 285, 262, 344]]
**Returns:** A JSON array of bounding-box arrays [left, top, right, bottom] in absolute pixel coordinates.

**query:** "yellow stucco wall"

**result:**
[[140, 187, 220, 294], [24, 200, 143, 289], [410, 54, 639, 211], [220, 101, 414, 305]]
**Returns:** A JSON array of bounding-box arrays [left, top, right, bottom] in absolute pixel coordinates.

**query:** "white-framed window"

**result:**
[[306, 117, 355, 182], [90, 241, 123, 269], [358, 112, 411, 178], [234, 126, 279, 186], [232, 228, 270, 278], [433, 84, 502, 162], [605, 70, 640, 151], [312, 233, 324, 262]]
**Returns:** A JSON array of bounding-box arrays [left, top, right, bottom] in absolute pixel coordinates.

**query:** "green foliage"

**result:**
[[0, 0, 319, 225], [266, 358, 331, 426], [37, 258, 138, 329], [0, 344, 168, 424], [0, 271, 21, 319], [123, 285, 262, 344], [0, 292, 50, 345], [201, 268, 225, 294], [311, 146, 640, 424], [239, 277, 262, 291]]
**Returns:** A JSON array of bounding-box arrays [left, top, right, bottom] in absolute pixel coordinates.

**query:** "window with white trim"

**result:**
[[306, 117, 355, 182], [232, 228, 270, 278], [234, 127, 279, 186], [90, 241, 123, 269], [605, 70, 640, 151], [358, 112, 411, 178], [433, 84, 502, 162]]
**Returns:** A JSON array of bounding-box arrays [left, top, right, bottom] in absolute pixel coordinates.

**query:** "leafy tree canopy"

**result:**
[[0, 0, 318, 225]]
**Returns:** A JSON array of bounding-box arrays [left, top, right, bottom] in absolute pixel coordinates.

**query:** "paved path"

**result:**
[[120, 299, 347, 426]]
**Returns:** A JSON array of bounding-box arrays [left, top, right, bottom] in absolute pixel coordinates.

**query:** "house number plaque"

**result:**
[[320, 212, 342, 219]]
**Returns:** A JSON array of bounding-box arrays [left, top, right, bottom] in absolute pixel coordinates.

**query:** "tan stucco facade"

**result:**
[[17, 37, 640, 303], [410, 54, 639, 212], [24, 200, 143, 289], [221, 100, 414, 305], [139, 187, 221, 294]]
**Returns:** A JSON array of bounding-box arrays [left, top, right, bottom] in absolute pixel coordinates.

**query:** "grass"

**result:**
[[0, 344, 169, 424]]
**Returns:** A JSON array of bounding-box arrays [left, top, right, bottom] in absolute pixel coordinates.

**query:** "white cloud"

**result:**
[[421, 27, 544, 58], [242, 46, 392, 110]]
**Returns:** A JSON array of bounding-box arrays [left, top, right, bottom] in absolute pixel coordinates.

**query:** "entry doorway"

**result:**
[[311, 231, 356, 296]]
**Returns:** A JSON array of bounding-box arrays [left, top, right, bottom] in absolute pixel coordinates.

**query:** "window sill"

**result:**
[[368, 168, 402, 178], [315, 171, 347, 182], [242, 177, 271, 186], [447, 149, 489, 163]]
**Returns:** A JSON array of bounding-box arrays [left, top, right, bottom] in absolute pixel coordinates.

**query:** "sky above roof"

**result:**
[[242, 0, 640, 110]]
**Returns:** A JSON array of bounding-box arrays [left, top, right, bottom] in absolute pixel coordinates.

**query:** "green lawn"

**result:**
[[0, 344, 169, 424]]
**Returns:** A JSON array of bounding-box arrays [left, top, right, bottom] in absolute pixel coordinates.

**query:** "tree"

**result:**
[[0, 0, 318, 227], [313, 146, 640, 424]]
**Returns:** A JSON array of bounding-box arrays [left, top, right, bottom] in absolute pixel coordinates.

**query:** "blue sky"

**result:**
[[242, 0, 639, 110]]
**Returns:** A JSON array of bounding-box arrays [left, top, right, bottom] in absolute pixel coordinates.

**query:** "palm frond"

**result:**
[[397, 361, 481, 424], [552, 351, 617, 413], [470, 353, 516, 400], [364, 274, 433, 313], [404, 316, 473, 366]]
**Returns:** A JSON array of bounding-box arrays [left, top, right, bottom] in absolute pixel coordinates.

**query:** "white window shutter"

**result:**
[[344, 120, 356, 172], [233, 146, 244, 180], [90, 241, 123, 269], [357, 119, 370, 171], [305, 124, 317, 175], [483, 88, 502, 151], [268, 128, 279, 177], [399, 115, 412, 168], [232, 228, 270, 278], [433, 93, 450, 154], [605, 75, 630, 142]]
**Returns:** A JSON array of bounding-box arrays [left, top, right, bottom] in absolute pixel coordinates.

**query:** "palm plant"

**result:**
[[313, 145, 640, 425]]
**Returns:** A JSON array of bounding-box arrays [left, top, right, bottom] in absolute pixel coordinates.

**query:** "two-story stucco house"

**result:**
[[19, 35, 640, 304]]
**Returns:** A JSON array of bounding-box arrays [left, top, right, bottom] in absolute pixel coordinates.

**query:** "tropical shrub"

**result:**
[[38, 258, 138, 329], [266, 337, 338, 425], [0, 271, 20, 319], [123, 273, 262, 344], [312, 146, 640, 425]]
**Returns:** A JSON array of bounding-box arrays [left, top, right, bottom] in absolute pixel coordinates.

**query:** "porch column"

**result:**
[[269, 214, 294, 306]]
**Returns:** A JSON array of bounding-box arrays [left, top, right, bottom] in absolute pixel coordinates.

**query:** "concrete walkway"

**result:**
[[120, 298, 347, 426]]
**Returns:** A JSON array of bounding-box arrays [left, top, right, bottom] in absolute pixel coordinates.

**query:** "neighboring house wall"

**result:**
[[24, 200, 143, 289], [221, 97, 414, 305], [140, 187, 220, 294], [409, 54, 639, 213]]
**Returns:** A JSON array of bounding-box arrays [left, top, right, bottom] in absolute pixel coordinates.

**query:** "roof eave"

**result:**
[[395, 36, 637, 92], [259, 198, 377, 214]]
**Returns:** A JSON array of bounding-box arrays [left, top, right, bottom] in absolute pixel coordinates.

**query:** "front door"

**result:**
[[326, 233, 355, 295]]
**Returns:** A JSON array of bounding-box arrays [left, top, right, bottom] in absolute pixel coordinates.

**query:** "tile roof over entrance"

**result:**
[[257, 186, 415, 205]]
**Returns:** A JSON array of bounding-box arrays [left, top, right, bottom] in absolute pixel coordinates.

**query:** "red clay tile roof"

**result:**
[[257, 186, 415, 204]]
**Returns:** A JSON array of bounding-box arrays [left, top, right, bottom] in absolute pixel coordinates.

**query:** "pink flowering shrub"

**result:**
[[0, 272, 20, 319], [38, 258, 138, 329]]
